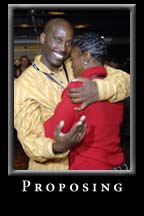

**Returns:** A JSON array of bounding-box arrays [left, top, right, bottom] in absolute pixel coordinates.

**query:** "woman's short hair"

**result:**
[[74, 32, 108, 63]]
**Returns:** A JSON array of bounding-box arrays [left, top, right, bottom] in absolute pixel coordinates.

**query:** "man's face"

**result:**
[[42, 24, 73, 68], [20, 57, 30, 68], [70, 46, 84, 77]]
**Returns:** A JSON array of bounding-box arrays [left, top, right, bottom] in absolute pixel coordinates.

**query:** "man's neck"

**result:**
[[41, 56, 60, 73]]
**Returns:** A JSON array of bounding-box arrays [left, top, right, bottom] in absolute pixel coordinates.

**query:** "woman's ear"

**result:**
[[40, 32, 46, 45]]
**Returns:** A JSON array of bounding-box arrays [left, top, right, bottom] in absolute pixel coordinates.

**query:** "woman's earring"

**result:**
[[83, 61, 88, 65]]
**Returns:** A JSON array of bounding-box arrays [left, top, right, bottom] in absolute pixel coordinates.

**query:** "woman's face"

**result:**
[[70, 46, 84, 78]]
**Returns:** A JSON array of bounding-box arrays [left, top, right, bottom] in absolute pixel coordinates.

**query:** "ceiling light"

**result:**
[[19, 24, 30, 28], [48, 11, 65, 15], [74, 24, 89, 29]]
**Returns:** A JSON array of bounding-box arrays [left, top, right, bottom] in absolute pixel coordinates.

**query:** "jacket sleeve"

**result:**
[[95, 65, 130, 102], [14, 80, 68, 163]]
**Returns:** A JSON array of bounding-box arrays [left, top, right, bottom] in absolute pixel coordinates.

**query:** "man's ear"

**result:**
[[40, 32, 46, 45]]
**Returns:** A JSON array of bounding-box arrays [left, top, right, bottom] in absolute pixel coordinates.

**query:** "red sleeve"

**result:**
[[44, 82, 82, 139]]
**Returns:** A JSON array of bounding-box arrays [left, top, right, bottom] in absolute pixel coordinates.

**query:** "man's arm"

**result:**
[[14, 98, 67, 162], [97, 65, 130, 102], [14, 81, 86, 162], [14, 81, 86, 163], [69, 65, 130, 111]]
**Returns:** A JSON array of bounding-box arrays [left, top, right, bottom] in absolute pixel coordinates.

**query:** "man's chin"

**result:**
[[53, 60, 64, 67]]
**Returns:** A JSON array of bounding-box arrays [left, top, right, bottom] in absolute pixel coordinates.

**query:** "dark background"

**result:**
[[13, 7, 130, 60]]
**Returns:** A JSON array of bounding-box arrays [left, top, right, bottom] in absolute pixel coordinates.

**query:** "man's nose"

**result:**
[[59, 42, 66, 52]]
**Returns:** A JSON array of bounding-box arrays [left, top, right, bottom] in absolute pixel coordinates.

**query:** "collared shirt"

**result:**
[[44, 66, 124, 170], [14, 55, 130, 170], [14, 55, 73, 170]]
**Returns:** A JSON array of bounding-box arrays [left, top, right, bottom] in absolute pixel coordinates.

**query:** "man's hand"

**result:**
[[53, 116, 86, 154], [69, 78, 98, 111]]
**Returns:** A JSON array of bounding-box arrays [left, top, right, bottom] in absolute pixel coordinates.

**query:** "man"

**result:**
[[14, 18, 130, 170]]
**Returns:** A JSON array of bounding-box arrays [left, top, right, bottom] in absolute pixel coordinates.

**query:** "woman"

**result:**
[[44, 32, 127, 170]]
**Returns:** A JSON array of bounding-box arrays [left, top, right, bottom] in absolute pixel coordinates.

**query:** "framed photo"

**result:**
[[8, 4, 136, 193]]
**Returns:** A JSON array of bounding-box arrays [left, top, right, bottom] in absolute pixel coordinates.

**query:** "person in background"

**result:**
[[14, 55, 31, 78], [44, 32, 128, 170], [14, 18, 130, 170]]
